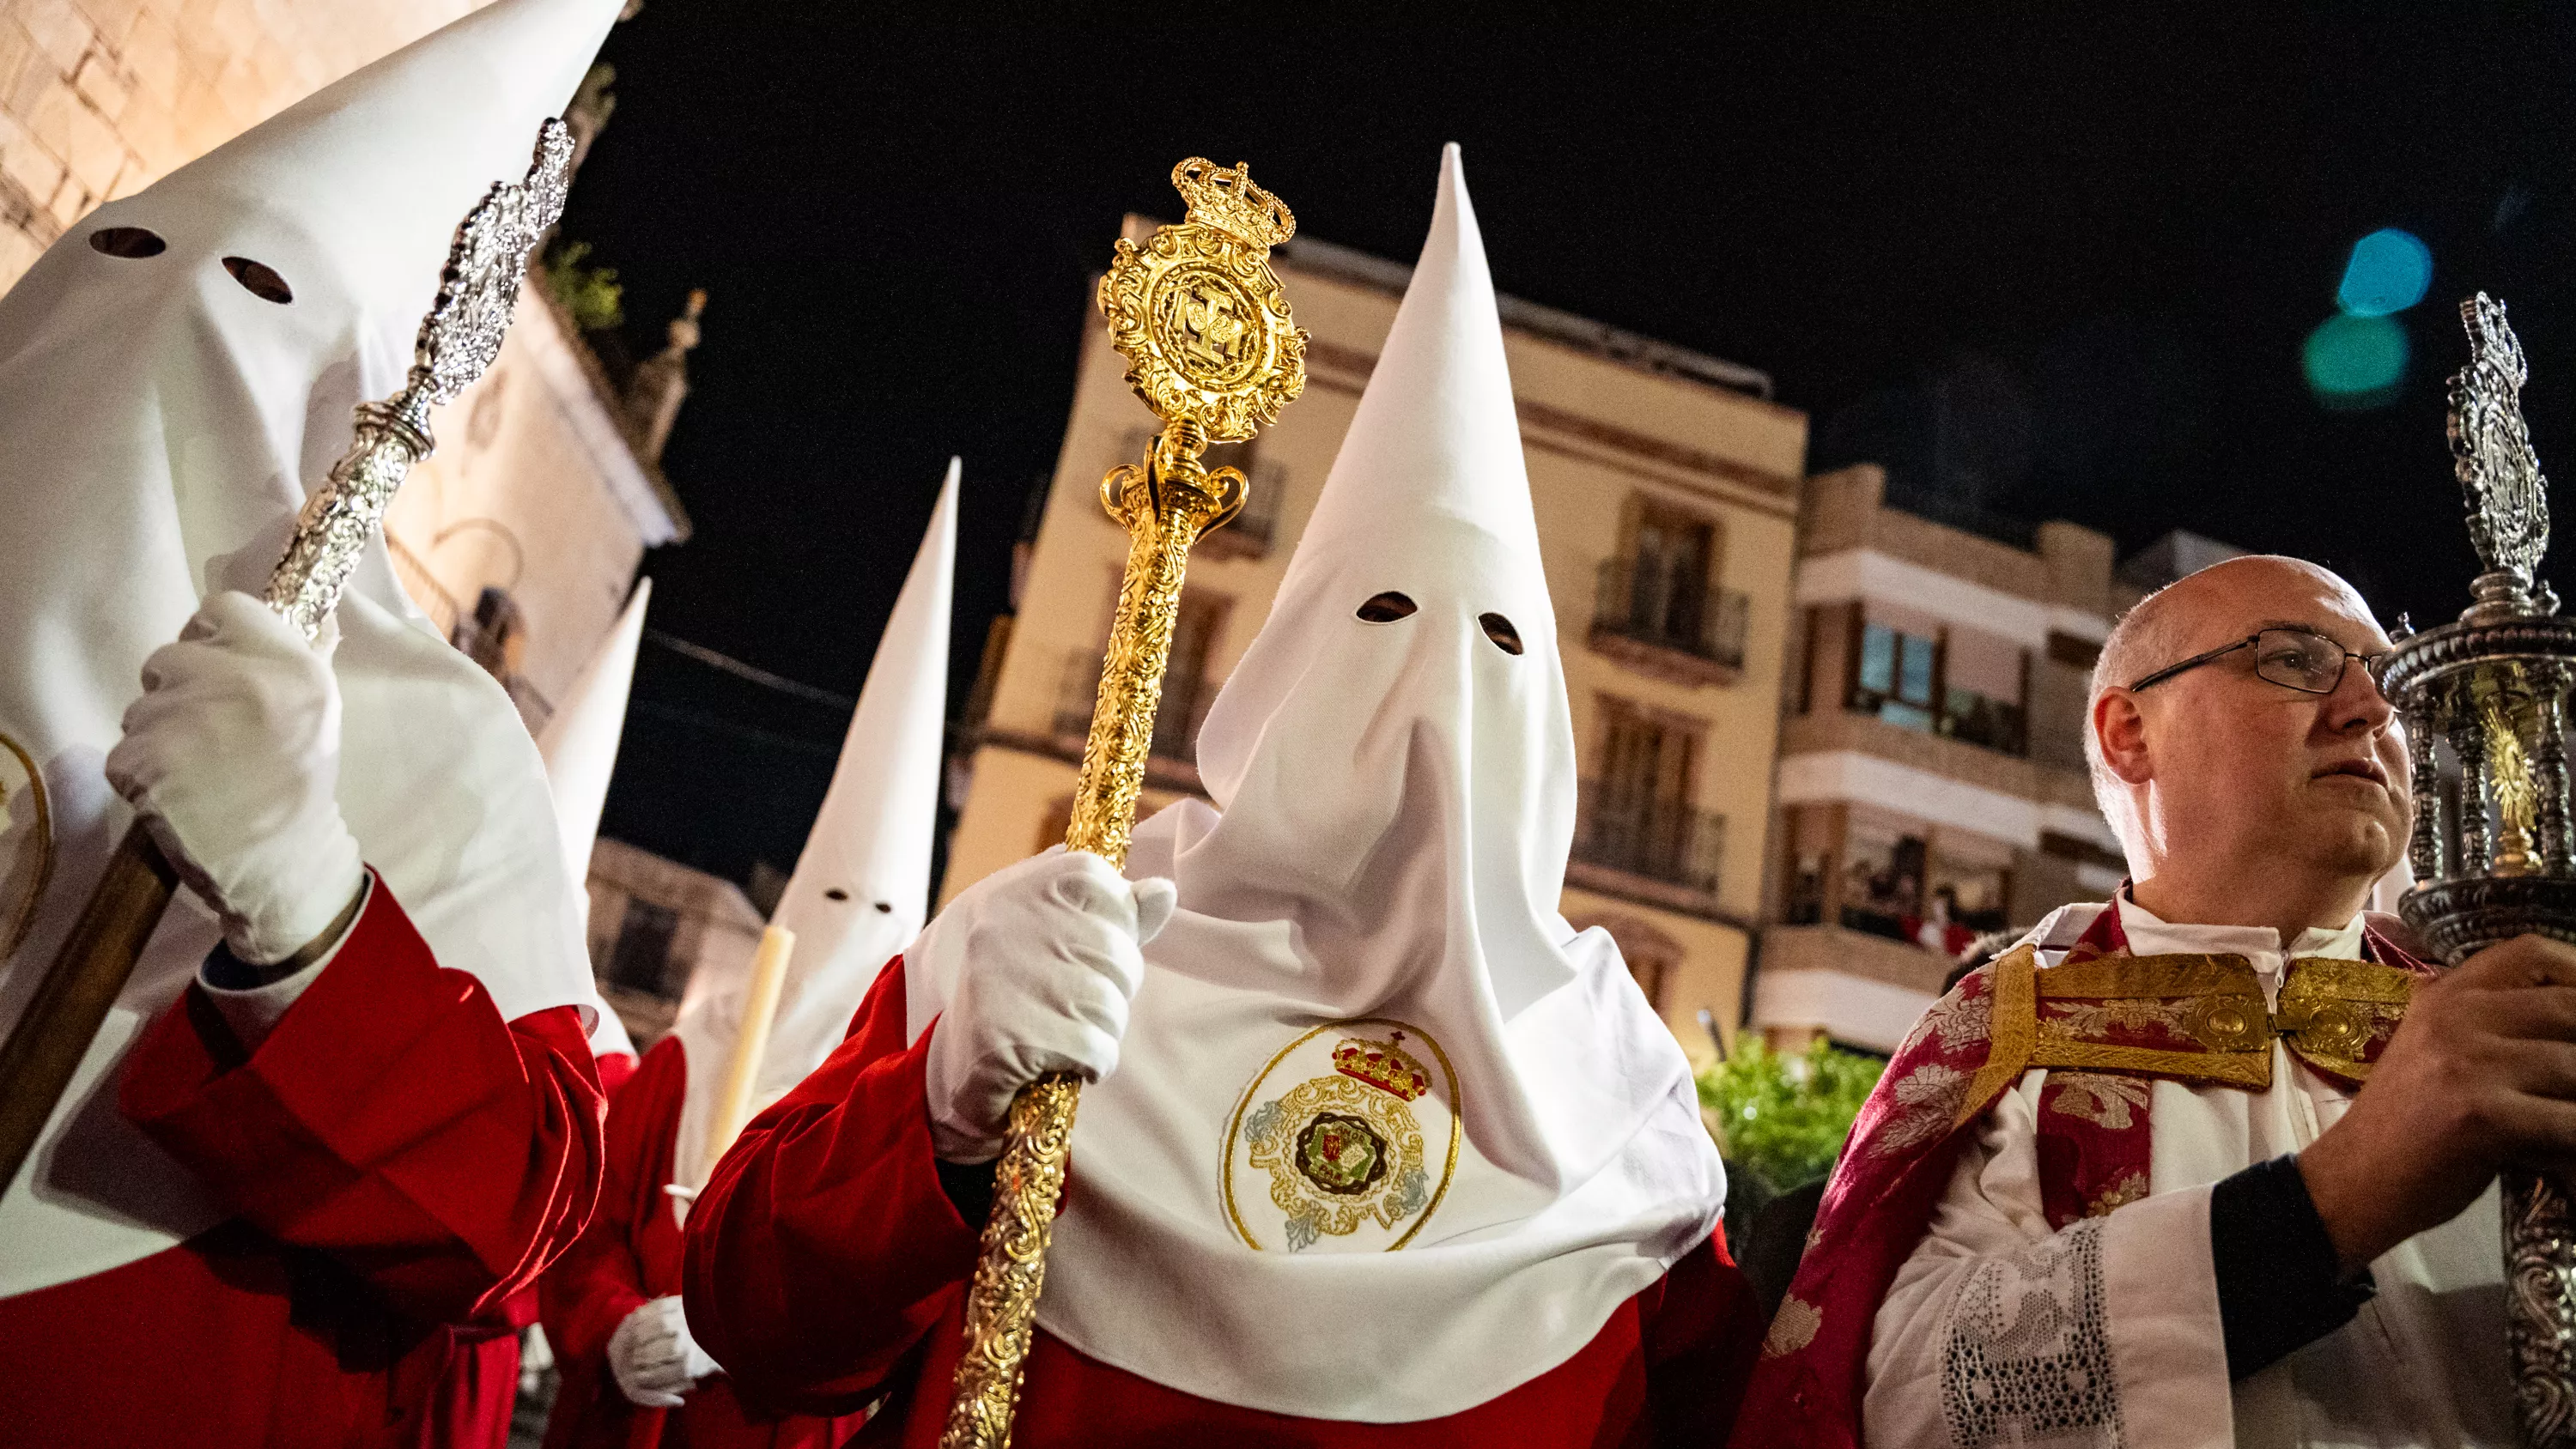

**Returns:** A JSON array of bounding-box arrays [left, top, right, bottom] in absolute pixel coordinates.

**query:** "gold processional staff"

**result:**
[[939, 158, 1308, 1449], [0, 120, 578, 1192]]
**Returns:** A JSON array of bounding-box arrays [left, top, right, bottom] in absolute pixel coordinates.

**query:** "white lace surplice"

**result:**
[[1861, 903, 2510, 1449]]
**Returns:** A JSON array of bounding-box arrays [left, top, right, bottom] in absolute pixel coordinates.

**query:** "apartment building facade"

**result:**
[[944, 226, 1808, 1065], [1752, 464, 2148, 1051]]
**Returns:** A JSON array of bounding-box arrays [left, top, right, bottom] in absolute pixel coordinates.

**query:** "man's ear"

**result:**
[[2094, 688, 2154, 786]]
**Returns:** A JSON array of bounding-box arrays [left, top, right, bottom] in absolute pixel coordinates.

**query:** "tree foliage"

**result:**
[[1698, 1037, 1886, 1197], [546, 239, 624, 332]]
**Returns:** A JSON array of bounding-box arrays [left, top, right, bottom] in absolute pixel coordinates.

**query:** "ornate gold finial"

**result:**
[[944, 161, 1309, 1449], [1170, 157, 1297, 250], [1097, 161, 1309, 445], [2449, 292, 2551, 590]]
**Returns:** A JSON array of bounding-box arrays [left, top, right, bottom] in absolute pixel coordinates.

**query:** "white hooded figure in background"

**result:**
[[550, 463, 955, 1427], [682, 146, 1749, 1444], [0, 0, 623, 1441]]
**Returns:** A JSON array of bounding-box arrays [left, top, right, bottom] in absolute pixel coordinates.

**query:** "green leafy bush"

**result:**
[[1698, 1037, 1886, 1198], [546, 239, 624, 332]]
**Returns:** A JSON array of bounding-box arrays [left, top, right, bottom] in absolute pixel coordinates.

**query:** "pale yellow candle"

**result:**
[[704, 923, 794, 1179]]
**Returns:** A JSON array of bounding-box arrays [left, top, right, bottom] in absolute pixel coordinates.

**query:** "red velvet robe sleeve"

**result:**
[[596, 1048, 641, 1102], [683, 955, 973, 1416], [118, 870, 606, 1325], [544, 1034, 688, 1370]]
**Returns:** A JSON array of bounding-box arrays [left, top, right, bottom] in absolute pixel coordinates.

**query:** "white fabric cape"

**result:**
[[903, 147, 1722, 1422], [673, 462, 957, 1196], [0, 0, 620, 1299]]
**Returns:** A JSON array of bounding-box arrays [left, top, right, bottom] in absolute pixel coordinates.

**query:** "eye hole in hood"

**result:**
[[222, 257, 294, 305], [1479, 613, 1523, 655], [88, 227, 166, 258], [1357, 591, 1418, 622]]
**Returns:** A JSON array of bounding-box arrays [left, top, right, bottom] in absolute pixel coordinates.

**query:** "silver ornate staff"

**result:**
[[0, 118, 575, 1193], [2379, 293, 2576, 1449]]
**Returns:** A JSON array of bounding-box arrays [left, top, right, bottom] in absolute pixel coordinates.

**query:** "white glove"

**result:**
[[606, 1294, 717, 1409], [920, 849, 1176, 1161], [104, 591, 366, 967]]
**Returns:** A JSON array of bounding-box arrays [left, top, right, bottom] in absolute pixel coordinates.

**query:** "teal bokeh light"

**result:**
[[2336, 228, 2433, 317], [2304, 312, 2408, 406]]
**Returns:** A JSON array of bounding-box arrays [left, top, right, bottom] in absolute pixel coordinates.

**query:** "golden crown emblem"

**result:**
[[1333, 1034, 1431, 1102], [1172, 157, 1295, 251]]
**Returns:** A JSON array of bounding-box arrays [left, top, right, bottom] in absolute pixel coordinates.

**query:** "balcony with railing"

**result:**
[[1049, 648, 1219, 787], [1588, 557, 1750, 688], [1568, 781, 1728, 917]]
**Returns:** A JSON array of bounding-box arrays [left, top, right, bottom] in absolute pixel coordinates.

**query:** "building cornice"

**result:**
[[513, 275, 692, 546], [1795, 547, 2110, 649], [1299, 337, 1803, 518]]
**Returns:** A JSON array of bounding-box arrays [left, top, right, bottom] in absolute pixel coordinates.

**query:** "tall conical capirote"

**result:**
[[670, 461, 957, 1191], [0, 0, 623, 1294], [537, 577, 652, 919], [129, 0, 627, 377], [996, 145, 1722, 1423]]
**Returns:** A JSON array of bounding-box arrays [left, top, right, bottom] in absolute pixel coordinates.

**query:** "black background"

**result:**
[[562, 4, 2576, 887]]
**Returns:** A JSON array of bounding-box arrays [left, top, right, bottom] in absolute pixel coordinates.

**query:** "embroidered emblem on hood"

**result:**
[[1223, 1019, 1461, 1252], [0, 729, 52, 964]]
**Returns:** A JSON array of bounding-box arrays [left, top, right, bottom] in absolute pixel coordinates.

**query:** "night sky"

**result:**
[[562, 5, 2576, 888]]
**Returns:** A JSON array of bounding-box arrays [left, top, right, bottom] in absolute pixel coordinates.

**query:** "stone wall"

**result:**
[[0, 0, 485, 288]]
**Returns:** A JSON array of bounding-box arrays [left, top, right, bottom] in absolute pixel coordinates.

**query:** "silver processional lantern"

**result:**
[[2380, 293, 2576, 1446]]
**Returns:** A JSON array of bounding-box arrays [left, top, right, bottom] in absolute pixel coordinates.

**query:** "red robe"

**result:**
[[0, 876, 606, 1449], [424, 1050, 643, 1449], [683, 957, 1762, 1447], [542, 1034, 870, 1449]]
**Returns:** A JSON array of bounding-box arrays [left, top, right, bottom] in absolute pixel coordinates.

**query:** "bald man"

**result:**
[[1732, 555, 2571, 1449]]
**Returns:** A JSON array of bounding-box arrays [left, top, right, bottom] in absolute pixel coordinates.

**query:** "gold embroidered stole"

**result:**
[[1958, 944, 2413, 1124]]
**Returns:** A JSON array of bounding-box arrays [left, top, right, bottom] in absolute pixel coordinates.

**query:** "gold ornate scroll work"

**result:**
[[942, 1075, 1078, 1449], [1061, 425, 1243, 861], [1987, 954, 2415, 1095], [264, 118, 573, 640], [940, 159, 1307, 1449]]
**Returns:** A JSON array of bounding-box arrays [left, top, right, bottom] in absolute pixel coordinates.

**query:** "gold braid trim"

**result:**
[[1954, 944, 2040, 1129], [2037, 953, 2262, 998], [2276, 959, 2414, 1082], [1952, 950, 2414, 1098]]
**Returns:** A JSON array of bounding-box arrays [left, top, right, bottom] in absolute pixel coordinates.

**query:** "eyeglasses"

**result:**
[[2126, 627, 2388, 696]]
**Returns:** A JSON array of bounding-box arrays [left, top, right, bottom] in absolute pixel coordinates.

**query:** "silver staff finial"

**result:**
[[262, 118, 574, 639], [2449, 292, 2550, 588]]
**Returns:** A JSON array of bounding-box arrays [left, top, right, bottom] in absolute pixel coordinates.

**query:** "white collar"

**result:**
[[2113, 893, 2365, 972]]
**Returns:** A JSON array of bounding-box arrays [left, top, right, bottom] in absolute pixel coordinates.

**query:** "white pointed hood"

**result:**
[[0, 0, 622, 1300], [914, 148, 1723, 1420], [672, 462, 956, 1192], [538, 577, 651, 915], [538, 577, 649, 1066]]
